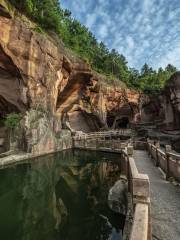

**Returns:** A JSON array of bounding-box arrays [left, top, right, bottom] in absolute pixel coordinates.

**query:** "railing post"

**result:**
[[127, 145, 134, 156], [155, 142, 160, 167], [118, 138, 121, 150], [83, 138, 85, 148], [127, 146, 133, 193], [147, 138, 150, 155], [150, 144, 153, 158], [96, 138, 98, 150], [112, 139, 115, 150], [165, 145, 172, 180]]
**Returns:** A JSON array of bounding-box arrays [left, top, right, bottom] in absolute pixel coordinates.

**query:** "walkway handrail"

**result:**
[[130, 203, 149, 240], [73, 136, 128, 152], [148, 141, 180, 182], [122, 146, 151, 240], [74, 129, 132, 140], [167, 152, 180, 160], [74, 137, 152, 240], [156, 148, 165, 157]]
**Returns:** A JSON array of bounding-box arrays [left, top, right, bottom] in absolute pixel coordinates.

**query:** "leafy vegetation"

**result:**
[[128, 63, 177, 92], [9, 0, 177, 92], [4, 113, 21, 129]]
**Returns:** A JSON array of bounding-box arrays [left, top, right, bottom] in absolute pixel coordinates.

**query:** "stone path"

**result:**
[[134, 150, 180, 240]]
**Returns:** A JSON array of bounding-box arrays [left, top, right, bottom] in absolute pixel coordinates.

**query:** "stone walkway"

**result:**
[[134, 150, 180, 240]]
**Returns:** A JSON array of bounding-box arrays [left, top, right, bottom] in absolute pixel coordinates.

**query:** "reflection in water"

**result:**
[[0, 150, 127, 240]]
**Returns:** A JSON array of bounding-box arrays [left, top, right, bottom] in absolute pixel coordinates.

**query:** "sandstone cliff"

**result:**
[[0, 1, 143, 154], [141, 72, 180, 131]]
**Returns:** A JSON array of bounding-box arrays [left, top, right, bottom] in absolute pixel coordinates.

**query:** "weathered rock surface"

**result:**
[[141, 72, 180, 131], [136, 72, 180, 151], [0, 1, 143, 154], [2, 1, 180, 154]]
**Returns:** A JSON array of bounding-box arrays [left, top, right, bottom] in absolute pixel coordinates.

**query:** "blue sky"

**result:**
[[61, 0, 180, 70]]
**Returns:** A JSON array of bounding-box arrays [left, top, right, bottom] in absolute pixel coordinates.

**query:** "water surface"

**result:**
[[0, 150, 125, 240]]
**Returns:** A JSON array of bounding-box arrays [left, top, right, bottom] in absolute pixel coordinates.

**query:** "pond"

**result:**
[[0, 149, 127, 240]]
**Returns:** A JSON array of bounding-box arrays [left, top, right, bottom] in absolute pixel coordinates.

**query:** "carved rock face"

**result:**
[[139, 72, 180, 131], [165, 72, 180, 129], [165, 72, 180, 112], [0, 2, 143, 154]]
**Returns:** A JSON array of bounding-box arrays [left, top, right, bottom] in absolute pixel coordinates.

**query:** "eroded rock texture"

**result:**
[[141, 72, 180, 131], [0, 1, 143, 154]]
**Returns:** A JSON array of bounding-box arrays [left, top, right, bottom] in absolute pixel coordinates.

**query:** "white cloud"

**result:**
[[126, 36, 135, 49], [98, 24, 108, 39], [85, 13, 97, 29], [155, 44, 180, 69], [61, 0, 180, 69]]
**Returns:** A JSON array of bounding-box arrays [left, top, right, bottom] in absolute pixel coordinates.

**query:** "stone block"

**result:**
[[165, 145, 172, 153], [133, 174, 150, 199], [127, 146, 134, 156]]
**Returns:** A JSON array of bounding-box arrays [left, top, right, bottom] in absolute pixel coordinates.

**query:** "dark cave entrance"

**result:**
[[107, 115, 115, 129], [107, 114, 130, 129], [117, 117, 129, 129], [107, 102, 139, 130]]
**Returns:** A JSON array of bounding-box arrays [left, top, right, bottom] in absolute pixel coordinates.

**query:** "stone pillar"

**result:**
[[103, 136, 105, 148], [150, 144, 153, 158], [83, 138, 85, 148], [165, 144, 172, 152], [147, 138, 152, 155], [96, 138, 99, 150], [127, 145, 134, 156], [112, 139, 115, 150], [155, 141, 160, 167], [127, 145, 133, 190], [118, 138, 121, 150], [165, 145, 172, 180]]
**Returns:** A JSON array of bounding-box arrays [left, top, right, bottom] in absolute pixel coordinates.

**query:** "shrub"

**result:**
[[32, 26, 44, 34], [4, 113, 21, 129]]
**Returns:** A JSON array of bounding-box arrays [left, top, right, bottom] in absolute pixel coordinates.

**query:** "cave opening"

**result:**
[[107, 102, 139, 130], [106, 115, 115, 129], [107, 115, 130, 129], [117, 117, 129, 129]]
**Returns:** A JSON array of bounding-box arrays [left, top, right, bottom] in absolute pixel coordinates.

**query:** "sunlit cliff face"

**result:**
[[164, 72, 180, 129], [169, 87, 180, 112], [166, 73, 180, 112], [166, 72, 180, 113]]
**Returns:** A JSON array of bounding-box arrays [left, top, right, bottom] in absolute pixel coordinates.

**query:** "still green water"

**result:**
[[0, 150, 125, 240]]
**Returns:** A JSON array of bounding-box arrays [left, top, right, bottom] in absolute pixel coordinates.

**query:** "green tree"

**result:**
[[9, 0, 178, 92], [165, 64, 177, 73]]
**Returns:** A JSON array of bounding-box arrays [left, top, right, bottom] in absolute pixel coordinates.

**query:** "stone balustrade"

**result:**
[[73, 137, 129, 152], [74, 135, 152, 240], [122, 146, 151, 240], [1, 132, 152, 240], [74, 129, 132, 140], [147, 141, 180, 182]]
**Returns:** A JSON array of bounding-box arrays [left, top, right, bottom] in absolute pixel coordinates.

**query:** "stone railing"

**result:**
[[147, 141, 180, 182], [73, 137, 129, 152], [122, 146, 151, 240], [74, 137, 152, 240], [74, 129, 132, 140]]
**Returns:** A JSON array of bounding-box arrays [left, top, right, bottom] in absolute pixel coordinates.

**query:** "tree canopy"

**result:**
[[9, 0, 177, 92]]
